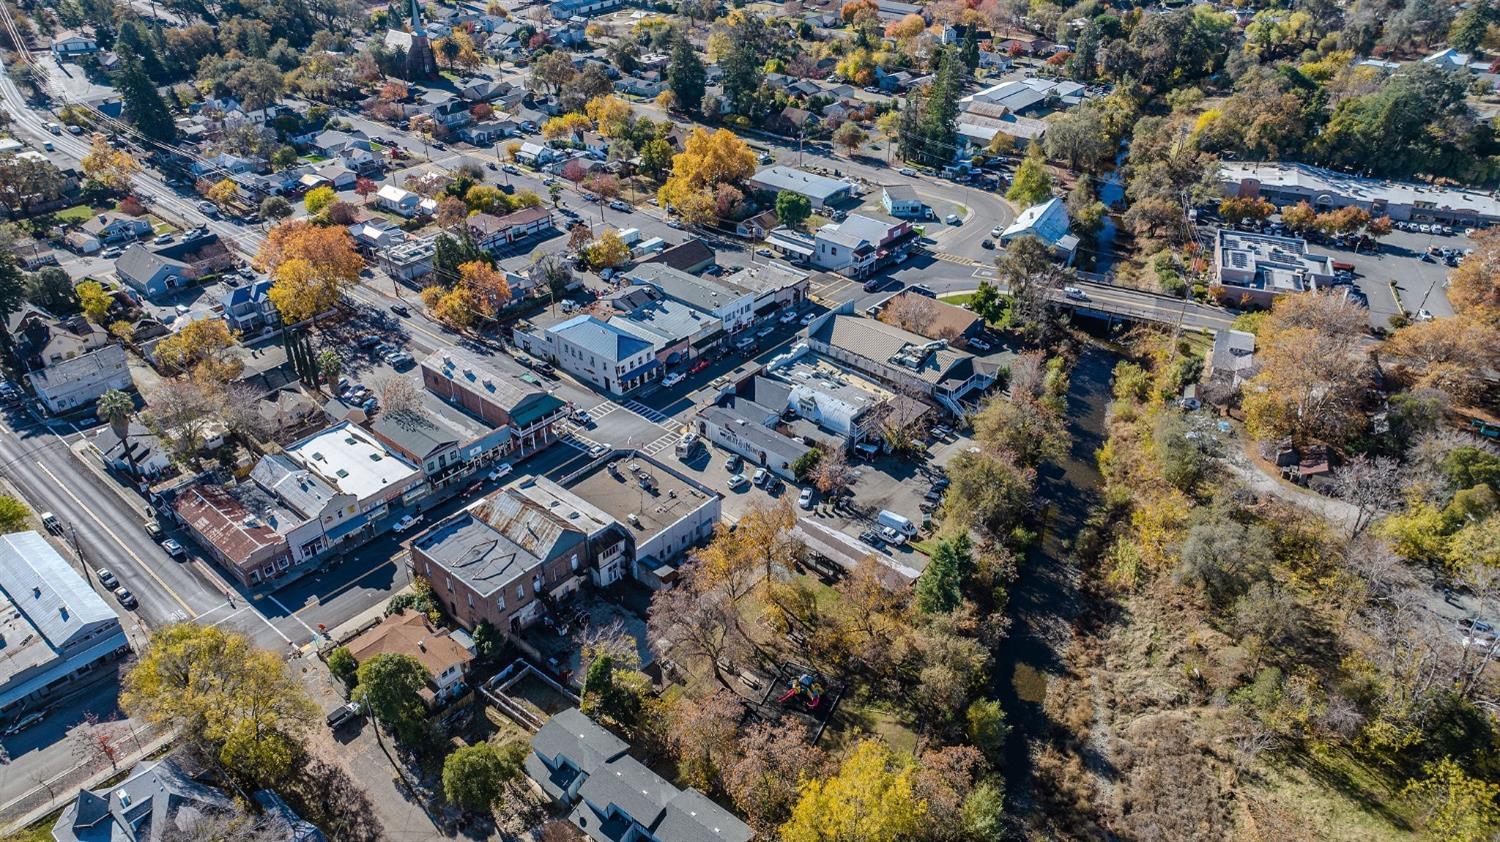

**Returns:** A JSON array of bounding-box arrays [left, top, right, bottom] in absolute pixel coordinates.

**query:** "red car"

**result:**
[[690, 358, 710, 374]]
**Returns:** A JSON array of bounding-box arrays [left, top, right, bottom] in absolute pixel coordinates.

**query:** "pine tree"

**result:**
[[115, 46, 176, 142], [116, 21, 166, 83], [960, 25, 979, 72], [896, 95, 921, 163], [668, 32, 706, 114]]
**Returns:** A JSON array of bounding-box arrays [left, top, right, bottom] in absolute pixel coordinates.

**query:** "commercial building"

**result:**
[[248, 455, 360, 562], [1213, 229, 1335, 307], [696, 396, 811, 483], [1220, 160, 1500, 226], [9, 307, 133, 415], [763, 351, 901, 448], [0, 532, 129, 717], [515, 315, 660, 395], [806, 312, 996, 415], [881, 184, 926, 219], [465, 207, 554, 254], [748, 165, 855, 209], [812, 214, 914, 277], [176, 483, 302, 588], [345, 609, 476, 708], [552, 455, 720, 585], [526, 707, 753, 842], [376, 237, 437, 283], [960, 77, 1084, 113], [604, 285, 725, 366], [284, 422, 426, 537], [367, 396, 511, 495], [419, 346, 569, 458], [623, 262, 756, 335]]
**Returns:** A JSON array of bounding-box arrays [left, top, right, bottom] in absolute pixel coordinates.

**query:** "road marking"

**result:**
[[933, 252, 979, 266], [286, 554, 407, 617], [34, 460, 195, 615], [642, 431, 681, 456], [264, 592, 320, 638]]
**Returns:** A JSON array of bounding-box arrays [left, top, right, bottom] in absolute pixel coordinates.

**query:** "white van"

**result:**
[[877, 510, 917, 537]]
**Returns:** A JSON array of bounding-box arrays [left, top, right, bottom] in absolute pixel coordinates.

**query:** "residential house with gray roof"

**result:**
[[527, 707, 753, 842]]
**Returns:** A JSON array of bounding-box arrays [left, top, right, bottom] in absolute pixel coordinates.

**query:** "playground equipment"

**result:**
[[777, 673, 825, 711]]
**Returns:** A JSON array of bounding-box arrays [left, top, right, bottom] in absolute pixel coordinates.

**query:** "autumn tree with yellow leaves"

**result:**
[[254, 221, 364, 324], [154, 318, 241, 381], [1448, 227, 1500, 319], [80, 133, 141, 192], [584, 94, 634, 137], [780, 740, 928, 842], [657, 127, 758, 221], [1241, 290, 1371, 444]]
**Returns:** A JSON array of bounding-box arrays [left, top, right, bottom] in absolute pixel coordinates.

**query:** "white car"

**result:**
[[1414, 308, 1434, 321], [393, 514, 423, 533], [945, 213, 961, 224], [898, 167, 917, 177], [779, 311, 797, 324], [1064, 286, 1089, 301], [798, 487, 814, 509], [662, 372, 684, 387], [990, 226, 1003, 238], [162, 538, 186, 558], [801, 312, 817, 325], [488, 461, 514, 481], [727, 473, 749, 490], [969, 337, 991, 352], [589, 443, 609, 457]]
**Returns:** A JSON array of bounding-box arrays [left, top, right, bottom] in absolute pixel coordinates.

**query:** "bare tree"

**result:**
[[647, 564, 749, 692], [71, 712, 124, 773], [377, 376, 422, 417], [1330, 455, 1405, 536], [880, 293, 938, 336], [809, 447, 854, 500], [1006, 350, 1046, 401]]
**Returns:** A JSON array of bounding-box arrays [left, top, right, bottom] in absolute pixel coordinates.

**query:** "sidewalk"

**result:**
[[0, 727, 176, 834]]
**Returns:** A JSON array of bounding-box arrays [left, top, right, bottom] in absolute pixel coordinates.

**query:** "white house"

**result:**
[[377, 184, 422, 217]]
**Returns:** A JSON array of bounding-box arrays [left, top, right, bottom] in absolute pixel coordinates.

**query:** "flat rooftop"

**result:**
[[285, 421, 421, 499], [563, 454, 716, 545]]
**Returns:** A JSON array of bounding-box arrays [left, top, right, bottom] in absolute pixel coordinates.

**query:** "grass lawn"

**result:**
[[940, 292, 975, 307], [149, 216, 179, 234], [54, 204, 96, 223], [6, 813, 61, 842], [908, 539, 938, 557], [1252, 746, 1422, 840], [300, 154, 329, 163]]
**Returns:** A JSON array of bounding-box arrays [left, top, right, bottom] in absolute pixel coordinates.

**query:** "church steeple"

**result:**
[[410, 0, 425, 37], [404, 0, 437, 79]]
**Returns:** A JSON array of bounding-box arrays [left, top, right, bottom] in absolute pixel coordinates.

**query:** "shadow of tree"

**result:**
[[281, 754, 387, 842]]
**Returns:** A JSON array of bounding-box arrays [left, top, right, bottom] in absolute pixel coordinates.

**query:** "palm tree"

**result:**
[[96, 389, 138, 476]]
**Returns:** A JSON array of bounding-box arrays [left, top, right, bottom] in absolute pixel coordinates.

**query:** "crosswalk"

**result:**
[[623, 400, 673, 426], [642, 431, 681, 457], [934, 252, 980, 266]]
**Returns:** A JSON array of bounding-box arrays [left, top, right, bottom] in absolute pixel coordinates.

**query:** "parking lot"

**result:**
[[1325, 226, 1466, 324]]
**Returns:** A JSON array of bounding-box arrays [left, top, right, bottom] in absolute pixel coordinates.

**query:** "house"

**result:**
[[0, 531, 129, 717], [1000, 197, 1077, 265], [748, 165, 854, 209], [377, 184, 423, 216], [27, 340, 131, 415], [960, 77, 1083, 113], [93, 420, 171, 479], [515, 141, 559, 166], [460, 120, 517, 145], [1213, 229, 1336, 306], [735, 211, 781, 241], [348, 217, 407, 252], [526, 708, 754, 842], [465, 207, 555, 253], [515, 315, 660, 395], [776, 106, 819, 135], [314, 160, 358, 191], [807, 310, 996, 414], [190, 152, 261, 177], [623, 262, 756, 335], [345, 609, 475, 707], [881, 184, 926, 219], [220, 279, 280, 333], [81, 213, 152, 245], [1209, 328, 1257, 389], [641, 238, 716, 274], [50, 30, 98, 58], [549, 0, 623, 17], [613, 74, 667, 97], [878, 69, 915, 92], [52, 757, 324, 842], [307, 129, 372, 158], [116, 232, 234, 299]]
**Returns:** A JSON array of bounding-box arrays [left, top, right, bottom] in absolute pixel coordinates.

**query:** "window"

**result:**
[[515, 584, 524, 600], [571, 554, 580, 571], [496, 593, 505, 610], [467, 593, 474, 607], [446, 577, 453, 592]]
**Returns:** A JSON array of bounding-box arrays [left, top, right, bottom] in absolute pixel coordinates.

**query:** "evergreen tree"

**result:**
[[433, 230, 488, 283], [115, 46, 176, 142], [896, 95, 922, 163], [915, 48, 963, 166], [720, 15, 767, 116], [960, 25, 979, 72], [116, 21, 167, 83], [0, 246, 25, 354], [668, 31, 706, 114], [914, 534, 973, 614]]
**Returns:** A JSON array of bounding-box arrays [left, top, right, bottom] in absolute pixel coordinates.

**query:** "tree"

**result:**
[[960, 779, 1006, 841], [1450, 4, 1493, 54], [206, 179, 239, 208], [668, 31, 706, 114], [832, 122, 867, 156], [0, 495, 30, 532], [657, 127, 758, 211], [781, 739, 927, 842], [1219, 196, 1275, 224], [1280, 200, 1317, 233], [1174, 512, 1275, 608], [1006, 146, 1053, 207], [670, 690, 742, 791], [326, 646, 357, 688], [260, 196, 292, 220], [443, 742, 523, 813], [76, 281, 113, 324], [116, 49, 177, 142], [584, 95, 633, 138], [724, 721, 830, 833], [583, 231, 631, 269], [542, 112, 592, 141], [915, 534, 972, 614], [640, 138, 674, 180], [96, 388, 137, 472], [943, 449, 1033, 539], [0, 155, 67, 216], [995, 235, 1066, 341], [718, 10, 768, 115], [529, 50, 576, 95], [459, 260, 511, 318], [315, 350, 342, 386], [424, 284, 478, 330], [256, 221, 364, 324], [775, 190, 812, 229], [353, 653, 428, 743], [155, 318, 239, 377], [24, 267, 77, 314], [1449, 228, 1500, 319], [80, 133, 141, 192], [965, 698, 1010, 763], [121, 624, 316, 784], [1402, 757, 1500, 842], [809, 447, 854, 499], [304, 185, 337, 216], [1242, 291, 1369, 444], [647, 563, 747, 692]]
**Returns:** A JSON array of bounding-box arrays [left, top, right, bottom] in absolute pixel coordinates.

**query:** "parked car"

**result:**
[[392, 514, 423, 533], [589, 443, 609, 457], [779, 310, 798, 324], [880, 526, 907, 545], [609, 199, 631, 212], [662, 372, 684, 387], [800, 312, 817, 325], [41, 511, 61, 534], [752, 468, 769, 486], [101, 246, 123, 258], [980, 239, 994, 249], [798, 487, 814, 509], [990, 226, 1003, 238], [326, 702, 362, 731], [96, 568, 118, 589], [898, 167, 917, 176], [152, 233, 174, 245], [3, 711, 45, 736], [572, 408, 592, 425], [727, 473, 749, 490], [968, 337, 991, 352], [690, 358, 710, 374], [488, 461, 514, 481], [144, 520, 163, 540], [196, 201, 219, 216], [725, 454, 743, 473], [945, 213, 961, 224], [533, 361, 556, 377], [115, 587, 138, 609], [162, 538, 186, 558], [858, 530, 885, 549]]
